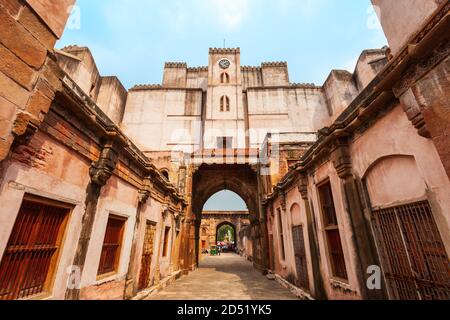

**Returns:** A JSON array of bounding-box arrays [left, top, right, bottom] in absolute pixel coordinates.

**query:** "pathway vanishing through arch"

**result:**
[[147, 254, 298, 300]]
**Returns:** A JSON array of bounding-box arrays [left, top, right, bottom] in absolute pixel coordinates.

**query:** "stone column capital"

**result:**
[[331, 138, 353, 180], [298, 174, 309, 200], [89, 141, 120, 187]]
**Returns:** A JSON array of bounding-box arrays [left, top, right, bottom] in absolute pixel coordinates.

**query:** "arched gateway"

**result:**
[[184, 164, 269, 272]]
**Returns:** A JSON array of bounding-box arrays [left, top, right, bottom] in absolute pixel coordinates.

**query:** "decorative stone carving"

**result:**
[[278, 189, 287, 212], [331, 139, 353, 180], [298, 175, 309, 200], [89, 142, 118, 187], [162, 204, 170, 219], [138, 177, 152, 205]]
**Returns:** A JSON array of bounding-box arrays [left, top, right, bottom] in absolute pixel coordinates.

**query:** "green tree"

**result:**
[[217, 225, 235, 242]]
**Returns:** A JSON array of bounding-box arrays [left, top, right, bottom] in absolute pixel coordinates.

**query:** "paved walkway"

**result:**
[[148, 253, 298, 300]]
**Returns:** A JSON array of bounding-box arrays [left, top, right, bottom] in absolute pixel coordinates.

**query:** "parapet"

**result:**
[[129, 84, 163, 91], [187, 66, 208, 72], [209, 48, 240, 54], [261, 61, 288, 68], [164, 62, 188, 69], [241, 66, 262, 72]]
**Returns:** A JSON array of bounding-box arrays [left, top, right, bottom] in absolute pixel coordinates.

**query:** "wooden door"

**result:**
[[138, 222, 156, 291]]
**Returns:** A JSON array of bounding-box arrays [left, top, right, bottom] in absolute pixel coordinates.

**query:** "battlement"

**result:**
[[290, 83, 320, 89], [187, 66, 208, 72], [261, 61, 288, 68], [241, 66, 261, 72], [165, 62, 188, 69], [129, 84, 163, 91], [209, 48, 240, 54]]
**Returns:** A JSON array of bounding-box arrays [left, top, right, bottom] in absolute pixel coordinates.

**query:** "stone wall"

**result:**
[[0, 0, 75, 162], [372, 0, 443, 55]]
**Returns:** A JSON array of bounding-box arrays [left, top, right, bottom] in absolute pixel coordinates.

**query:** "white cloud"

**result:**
[[197, 0, 252, 31]]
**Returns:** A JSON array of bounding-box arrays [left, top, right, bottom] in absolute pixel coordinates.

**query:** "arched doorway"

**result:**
[[216, 222, 237, 253], [189, 164, 269, 272]]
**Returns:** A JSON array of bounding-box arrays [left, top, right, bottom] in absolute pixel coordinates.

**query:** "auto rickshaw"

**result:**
[[210, 246, 218, 256]]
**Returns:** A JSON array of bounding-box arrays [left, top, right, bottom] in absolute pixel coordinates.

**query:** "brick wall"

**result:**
[[0, 0, 75, 161]]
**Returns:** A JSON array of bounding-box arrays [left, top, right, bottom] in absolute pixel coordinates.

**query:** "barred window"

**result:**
[[0, 197, 70, 300]]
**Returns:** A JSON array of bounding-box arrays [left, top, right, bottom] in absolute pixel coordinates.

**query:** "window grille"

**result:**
[[0, 199, 69, 300], [372, 200, 450, 300]]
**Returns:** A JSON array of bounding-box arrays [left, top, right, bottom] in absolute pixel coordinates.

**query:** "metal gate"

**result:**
[[372, 200, 450, 300], [138, 222, 156, 291], [292, 225, 310, 291]]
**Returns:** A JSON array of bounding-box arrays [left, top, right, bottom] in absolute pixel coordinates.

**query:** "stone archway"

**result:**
[[190, 164, 268, 273], [200, 211, 250, 255], [215, 221, 237, 250]]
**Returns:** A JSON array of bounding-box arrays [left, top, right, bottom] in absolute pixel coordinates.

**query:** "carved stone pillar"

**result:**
[[331, 139, 386, 300], [394, 43, 450, 179], [123, 177, 152, 300], [298, 174, 327, 300], [65, 141, 119, 300]]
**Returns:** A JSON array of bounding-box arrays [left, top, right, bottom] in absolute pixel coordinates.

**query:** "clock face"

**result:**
[[219, 59, 231, 69]]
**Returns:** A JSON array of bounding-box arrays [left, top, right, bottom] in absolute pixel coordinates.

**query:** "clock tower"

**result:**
[[203, 48, 246, 150]]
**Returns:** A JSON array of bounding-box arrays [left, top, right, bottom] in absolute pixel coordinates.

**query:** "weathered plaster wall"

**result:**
[[80, 176, 139, 300], [0, 131, 91, 300], [56, 47, 129, 125], [247, 87, 329, 148], [350, 104, 450, 255], [353, 49, 388, 91], [163, 64, 187, 88], [0, 0, 75, 161], [307, 162, 362, 300], [56, 47, 101, 99], [26, 0, 75, 38], [323, 71, 359, 122], [96, 76, 128, 124], [121, 88, 203, 152], [371, 0, 442, 55], [261, 63, 289, 87]]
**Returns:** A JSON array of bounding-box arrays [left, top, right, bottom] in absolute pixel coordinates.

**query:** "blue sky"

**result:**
[[58, 0, 386, 211], [59, 0, 387, 89], [203, 190, 248, 211]]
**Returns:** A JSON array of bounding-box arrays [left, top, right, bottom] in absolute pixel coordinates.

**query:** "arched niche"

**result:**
[[363, 155, 427, 208], [290, 203, 302, 226]]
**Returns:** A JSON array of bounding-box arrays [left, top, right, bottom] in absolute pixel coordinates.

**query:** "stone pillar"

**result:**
[[154, 204, 170, 285], [65, 141, 119, 300], [394, 43, 450, 179], [256, 166, 270, 274], [123, 178, 152, 300], [298, 174, 327, 300], [331, 139, 386, 300]]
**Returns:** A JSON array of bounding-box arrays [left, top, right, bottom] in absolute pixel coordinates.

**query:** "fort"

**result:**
[[0, 0, 449, 301]]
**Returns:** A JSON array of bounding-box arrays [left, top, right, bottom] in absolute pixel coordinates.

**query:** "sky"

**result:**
[[58, 0, 387, 211], [58, 0, 387, 90], [203, 190, 248, 211]]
